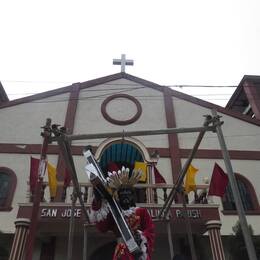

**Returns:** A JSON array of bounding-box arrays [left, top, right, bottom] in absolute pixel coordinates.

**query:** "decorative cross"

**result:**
[[113, 54, 134, 72]]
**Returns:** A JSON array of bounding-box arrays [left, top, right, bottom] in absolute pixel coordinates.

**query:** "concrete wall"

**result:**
[[74, 79, 169, 148], [0, 94, 69, 143], [173, 97, 260, 150], [181, 157, 260, 235], [0, 154, 58, 232]]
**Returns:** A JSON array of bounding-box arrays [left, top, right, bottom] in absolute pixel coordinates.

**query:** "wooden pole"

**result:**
[[166, 221, 174, 259], [158, 115, 213, 219], [212, 109, 257, 260], [25, 118, 52, 260], [83, 223, 88, 260], [67, 189, 76, 260], [51, 126, 216, 142], [182, 192, 197, 260], [52, 130, 90, 222]]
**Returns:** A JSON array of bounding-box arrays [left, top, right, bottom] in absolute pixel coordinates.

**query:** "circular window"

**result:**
[[101, 94, 142, 125]]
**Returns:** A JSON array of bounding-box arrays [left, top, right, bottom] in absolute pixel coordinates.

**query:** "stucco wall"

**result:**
[[181, 158, 260, 235], [0, 154, 58, 232], [0, 93, 69, 143], [173, 97, 260, 151], [73, 79, 169, 148]]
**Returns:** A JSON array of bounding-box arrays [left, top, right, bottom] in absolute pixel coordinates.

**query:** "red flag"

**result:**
[[154, 166, 166, 184], [64, 168, 72, 188], [208, 163, 228, 197], [30, 157, 40, 193]]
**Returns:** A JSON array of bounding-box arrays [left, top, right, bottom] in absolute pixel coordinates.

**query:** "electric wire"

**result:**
[[69, 132, 260, 147], [3, 84, 239, 104], [21, 95, 258, 104], [2, 80, 259, 140]]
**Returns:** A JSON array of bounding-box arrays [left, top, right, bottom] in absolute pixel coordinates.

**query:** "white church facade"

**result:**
[[0, 71, 260, 259]]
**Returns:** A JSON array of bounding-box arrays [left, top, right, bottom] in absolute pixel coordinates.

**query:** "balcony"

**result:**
[[17, 182, 220, 234], [26, 182, 211, 205]]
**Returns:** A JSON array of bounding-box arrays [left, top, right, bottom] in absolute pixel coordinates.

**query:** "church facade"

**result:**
[[0, 72, 260, 259]]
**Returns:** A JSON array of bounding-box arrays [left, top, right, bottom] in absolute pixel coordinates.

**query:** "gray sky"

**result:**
[[1, 0, 259, 106]]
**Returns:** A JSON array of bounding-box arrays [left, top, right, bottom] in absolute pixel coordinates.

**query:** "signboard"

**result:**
[[18, 205, 220, 223], [175, 209, 201, 219], [41, 208, 82, 218]]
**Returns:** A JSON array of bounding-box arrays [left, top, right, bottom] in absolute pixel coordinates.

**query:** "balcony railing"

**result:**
[[27, 182, 210, 206]]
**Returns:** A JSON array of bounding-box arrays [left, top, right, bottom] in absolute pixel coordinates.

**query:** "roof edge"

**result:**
[[0, 84, 73, 109], [0, 73, 125, 109], [0, 82, 9, 103], [1, 72, 260, 127], [117, 73, 260, 127], [226, 75, 260, 108]]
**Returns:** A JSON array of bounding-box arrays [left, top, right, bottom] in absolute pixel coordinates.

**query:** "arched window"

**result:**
[[99, 142, 146, 203], [0, 167, 17, 211], [222, 173, 259, 212], [99, 142, 143, 172]]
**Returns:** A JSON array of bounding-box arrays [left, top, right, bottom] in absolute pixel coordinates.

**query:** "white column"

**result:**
[[206, 220, 225, 260], [9, 218, 30, 260]]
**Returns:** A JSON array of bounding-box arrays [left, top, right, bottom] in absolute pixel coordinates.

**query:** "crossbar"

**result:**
[[51, 126, 216, 142]]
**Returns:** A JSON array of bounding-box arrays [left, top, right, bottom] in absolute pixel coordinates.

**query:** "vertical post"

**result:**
[[25, 118, 51, 260], [83, 223, 88, 260], [146, 163, 155, 205], [67, 189, 76, 260], [182, 192, 197, 260], [166, 221, 174, 259], [52, 130, 90, 222], [212, 109, 257, 260], [9, 219, 30, 260]]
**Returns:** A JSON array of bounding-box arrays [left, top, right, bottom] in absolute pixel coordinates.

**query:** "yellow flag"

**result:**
[[47, 163, 57, 198], [134, 161, 147, 183], [184, 164, 198, 193]]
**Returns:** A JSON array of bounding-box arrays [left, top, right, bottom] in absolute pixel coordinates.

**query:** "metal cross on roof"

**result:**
[[113, 54, 134, 72]]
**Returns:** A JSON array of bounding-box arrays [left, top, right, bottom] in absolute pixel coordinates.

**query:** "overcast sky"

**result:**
[[0, 0, 259, 106]]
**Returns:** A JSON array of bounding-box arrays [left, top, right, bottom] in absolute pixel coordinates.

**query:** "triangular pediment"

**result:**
[[1, 72, 260, 127]]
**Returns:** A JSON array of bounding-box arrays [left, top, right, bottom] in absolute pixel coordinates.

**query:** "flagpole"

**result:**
[[212, 109, 257, 260], [25, 118, 52, 260]]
